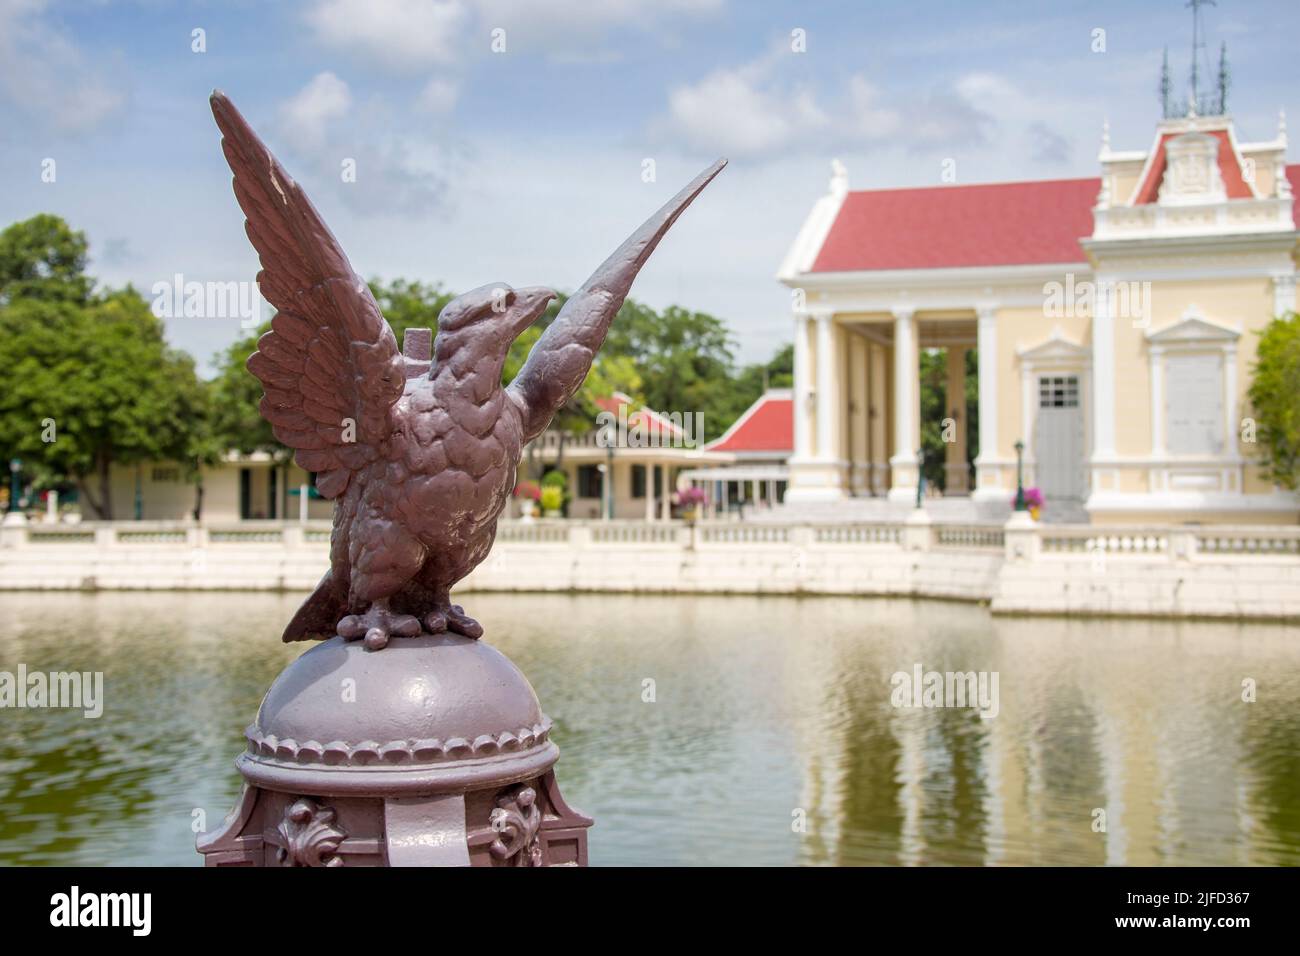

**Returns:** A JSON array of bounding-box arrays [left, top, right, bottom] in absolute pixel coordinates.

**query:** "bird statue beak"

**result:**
[[510, 286, 556, 338]]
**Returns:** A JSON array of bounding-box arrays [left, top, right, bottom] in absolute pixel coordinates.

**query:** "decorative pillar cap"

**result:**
[[238, 634, 558, 796]]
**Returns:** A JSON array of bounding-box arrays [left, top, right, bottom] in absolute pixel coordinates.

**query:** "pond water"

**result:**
[[0, 591, 1296, 866]]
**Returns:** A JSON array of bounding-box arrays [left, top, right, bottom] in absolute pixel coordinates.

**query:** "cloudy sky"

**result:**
[[2, 0, 1296, 374]]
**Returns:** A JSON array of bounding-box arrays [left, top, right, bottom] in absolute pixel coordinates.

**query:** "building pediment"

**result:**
[[1145, 307, 1240, 344], [1018, 327, 1090, 364]]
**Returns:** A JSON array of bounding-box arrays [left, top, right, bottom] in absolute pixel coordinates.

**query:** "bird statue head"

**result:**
[[433, 282, 556, 400], [437, 282, 555, 346]]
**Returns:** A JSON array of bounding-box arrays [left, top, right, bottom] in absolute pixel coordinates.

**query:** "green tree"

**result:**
[[0, 216, 207, 519], [917, 347, 978, 493], [209, 321, 276, 456], [0, 214, 92, 305], [731, 343, 794, 419], [0, 288, 205, 518], [1248, 312, 1300, 491], [603, 302, 740, 441], [369, 278, 456, 345]]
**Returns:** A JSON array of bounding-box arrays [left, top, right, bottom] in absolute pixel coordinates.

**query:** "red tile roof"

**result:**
[[707, 391, 792, 453], [1132, 130, 1253, 204], [810, 177, 1101, 273], [592, 392, 686, 439], [808, 160, 1300, 273]]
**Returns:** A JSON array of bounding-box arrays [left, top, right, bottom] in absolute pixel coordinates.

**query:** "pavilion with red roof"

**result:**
[[776, 89, 1299, 525], [678, 389, 794, 515]]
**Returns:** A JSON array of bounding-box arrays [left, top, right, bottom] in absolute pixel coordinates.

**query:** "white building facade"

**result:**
[[779, 110, 1299, 525]]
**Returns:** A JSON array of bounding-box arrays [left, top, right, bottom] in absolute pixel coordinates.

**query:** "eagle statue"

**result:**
[[210, 91, 725, 650]]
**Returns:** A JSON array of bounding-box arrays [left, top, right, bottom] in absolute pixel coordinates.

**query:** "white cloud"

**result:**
[[275, 73, 447, 219], [416, 78, 459, 114], [305, 0, 467, 71], [0, 0, 127, 133], [474, 0, 723, 39], [663, 62, 827, 157], [658, 56, 1077, 166], [845, 79, 903, 141], [304, 0, 723, 69], [280, 71, 352, 149]]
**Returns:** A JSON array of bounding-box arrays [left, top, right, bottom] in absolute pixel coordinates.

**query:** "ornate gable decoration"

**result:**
[[1158, 131, 1227, 206]]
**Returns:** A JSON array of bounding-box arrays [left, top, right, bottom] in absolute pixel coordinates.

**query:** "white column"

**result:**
[[869, 341, 888, 495], [849, 334, 870, 495], [1092, 285, 1116, 457], [972, 305, 1002, 501], [644, 465, 654, 521], [660, 465, 671, 520], [298, 484, 309, 523], [815, 313, 836, 460], [792, 314, 813, 459], [1149, 346, 1165, 456], [1224, 345, 1238, 459], [1273, 272, 1297, 316], [786, 310, 847, 503], [887, 307, 918, 504]]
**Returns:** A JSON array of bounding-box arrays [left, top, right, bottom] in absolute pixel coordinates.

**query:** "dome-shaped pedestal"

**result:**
[[198, 634, 591, 867]]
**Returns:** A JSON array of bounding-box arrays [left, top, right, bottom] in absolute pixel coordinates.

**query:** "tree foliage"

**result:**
[[918, 347, 978, 491], [1248, 312, 1300, 491], [0, 213, 92, 305], [0, 217, 208, 518], [1, 215, 793, 519]]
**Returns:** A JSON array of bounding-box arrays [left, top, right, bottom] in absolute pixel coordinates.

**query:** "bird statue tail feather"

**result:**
[[283, 571, 347, 642]]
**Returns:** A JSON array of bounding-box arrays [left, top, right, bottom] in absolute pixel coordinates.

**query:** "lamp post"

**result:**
[[1013, 439, 1027, 511], [598, 419, 615, 521], [606, 443, 614, 520], [914, 446, 926, 509], [7, 459, 21, 513]]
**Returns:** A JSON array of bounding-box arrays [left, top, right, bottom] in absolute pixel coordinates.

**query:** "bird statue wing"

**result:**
[[211, 91, 405, 499], [508, 159, 727, 443]]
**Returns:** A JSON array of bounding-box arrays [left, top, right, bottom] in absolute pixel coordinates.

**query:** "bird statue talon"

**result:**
[[445, 606, 484, 640], [337, 604, 422, 651], [420, 606, 482, 640]]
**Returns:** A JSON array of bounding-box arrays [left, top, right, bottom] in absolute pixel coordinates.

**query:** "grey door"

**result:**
[[1033, 375, 1084, 515], [1165, 353, 1223, 455]]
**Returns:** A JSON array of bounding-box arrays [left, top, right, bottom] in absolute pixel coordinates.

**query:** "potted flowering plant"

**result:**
[[673, 485, 708, 522], [1020, 486, 1045, 520], [539, 485, 565, 518], [513, 480, 541, 521]]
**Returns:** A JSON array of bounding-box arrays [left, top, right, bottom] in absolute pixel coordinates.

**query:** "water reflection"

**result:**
[[0, 592, 1295, 865]]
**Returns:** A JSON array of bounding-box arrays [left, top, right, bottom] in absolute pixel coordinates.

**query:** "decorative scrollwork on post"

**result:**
[[489, 785, 543, 866], [276, 797, 346, 867]]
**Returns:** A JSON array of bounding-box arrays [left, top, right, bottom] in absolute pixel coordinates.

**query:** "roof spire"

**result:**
[[1186, 0, 1218, 116], [829, 158, 848, 198], [1159, 47, 1173, 118], [1216, 40, 1230, 115]]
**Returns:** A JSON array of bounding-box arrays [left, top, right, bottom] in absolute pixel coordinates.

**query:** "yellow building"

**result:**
[[779, 106, 1298, 525], [86, 392, 712, 523]]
